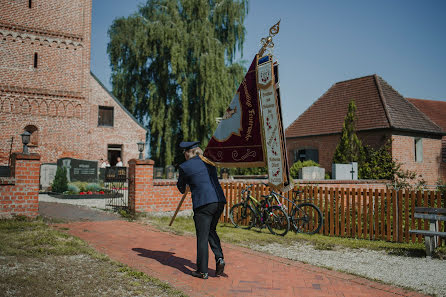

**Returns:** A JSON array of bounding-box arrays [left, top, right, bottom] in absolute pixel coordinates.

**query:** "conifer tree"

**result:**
[[333, 100, 364, 164], [107, 0, 248, 167]]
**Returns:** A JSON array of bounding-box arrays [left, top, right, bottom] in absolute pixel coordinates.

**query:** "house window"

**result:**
[[294, 148, 319, 163], [98, 106, 114, 126], [414, 138, 423, 162], [33, 53, 38, 68], [442, 145, 446, 163], [24, 125, 38, 146]]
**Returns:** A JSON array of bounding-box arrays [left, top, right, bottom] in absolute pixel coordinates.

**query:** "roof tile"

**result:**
[[286, 75, 443, 138]]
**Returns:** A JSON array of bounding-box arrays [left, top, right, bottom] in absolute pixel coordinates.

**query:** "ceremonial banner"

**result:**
[[257, 55, 291, 190], [204, 56, 266, 168], [204, 20, 292, 191]]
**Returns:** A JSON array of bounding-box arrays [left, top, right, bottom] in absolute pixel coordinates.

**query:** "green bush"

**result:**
[[52, 167, 68, 193], [67, 184, 80, 194], [68, 181, 88, 192], [289, 160, 320, 179], [86, 183, 101, 192]]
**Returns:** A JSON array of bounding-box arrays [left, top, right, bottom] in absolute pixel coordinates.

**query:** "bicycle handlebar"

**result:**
[[241, 184, 253, 194]]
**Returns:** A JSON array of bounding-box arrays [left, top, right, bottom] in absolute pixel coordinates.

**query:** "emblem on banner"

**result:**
[[257, 62, 273, 88]]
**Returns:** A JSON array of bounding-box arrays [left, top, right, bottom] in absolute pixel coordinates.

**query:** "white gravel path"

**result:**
[[250, 242, 446, 297], [39, 194, 110, 209], [39, 194, 446, 296]]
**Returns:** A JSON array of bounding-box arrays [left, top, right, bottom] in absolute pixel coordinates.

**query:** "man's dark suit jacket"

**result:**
[[177, 155, 226, 210]]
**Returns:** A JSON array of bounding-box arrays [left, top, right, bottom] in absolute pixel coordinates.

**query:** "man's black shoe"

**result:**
[[216, 258, 225, 276], [191, 270, 208, 279]]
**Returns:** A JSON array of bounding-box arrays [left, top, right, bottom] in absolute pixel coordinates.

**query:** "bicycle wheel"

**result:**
[[229, 203, 255, 229], [266, 205, 290, 236], [291, 203, 323, 234]]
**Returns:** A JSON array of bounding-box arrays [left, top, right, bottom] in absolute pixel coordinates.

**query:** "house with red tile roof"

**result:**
[[407, 98, 446, 181], [285, 75, 445, 185]]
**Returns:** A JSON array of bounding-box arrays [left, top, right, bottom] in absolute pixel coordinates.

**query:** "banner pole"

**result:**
[[169, 187, 189, 226]]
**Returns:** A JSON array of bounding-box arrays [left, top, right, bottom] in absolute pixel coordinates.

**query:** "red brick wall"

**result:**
[[0, 0, 87, 35], [0, 153, 40, 218], [128, 159, 193, 213], [87, 75, 147, 165], [128, 159, 154, 212], [286, 131, 389, 173], [129, 163, 390, 212], [152, 180, 193, 211], [0, 0, 146, 167], [0, 0, 91, 96], [392, 135, 442, 185]]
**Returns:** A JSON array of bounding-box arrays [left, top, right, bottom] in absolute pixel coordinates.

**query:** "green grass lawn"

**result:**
[[0, 217, 187, 297], [143, 213, 445, 258]]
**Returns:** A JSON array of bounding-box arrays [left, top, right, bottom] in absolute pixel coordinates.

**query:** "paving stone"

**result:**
[[54, 220, 429, 297]]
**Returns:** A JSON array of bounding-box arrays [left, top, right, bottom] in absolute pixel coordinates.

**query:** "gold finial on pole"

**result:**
[[258, 20, 281, 57]]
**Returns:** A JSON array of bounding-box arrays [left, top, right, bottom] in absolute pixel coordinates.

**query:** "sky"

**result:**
[[91, 0, 446, 128]]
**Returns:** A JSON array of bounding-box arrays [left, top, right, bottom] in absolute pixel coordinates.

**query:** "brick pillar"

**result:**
[[128, 159, 155, 213], [0, 153, 40, 218]]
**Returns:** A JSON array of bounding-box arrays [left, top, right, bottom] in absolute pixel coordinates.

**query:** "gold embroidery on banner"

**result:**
[[232, 149, 256, 161]]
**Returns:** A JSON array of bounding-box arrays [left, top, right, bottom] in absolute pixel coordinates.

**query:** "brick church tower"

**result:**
[[0, 0, 147, 167]]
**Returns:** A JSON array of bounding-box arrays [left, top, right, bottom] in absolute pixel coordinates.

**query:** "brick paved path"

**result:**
[[56, 220, 427, 297]]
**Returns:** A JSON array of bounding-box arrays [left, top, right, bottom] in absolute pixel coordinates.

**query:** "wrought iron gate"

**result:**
[[104, 167, 130, 211]]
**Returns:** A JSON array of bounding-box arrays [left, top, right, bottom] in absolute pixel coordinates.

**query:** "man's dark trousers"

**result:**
[[193, 202, 225, 274]]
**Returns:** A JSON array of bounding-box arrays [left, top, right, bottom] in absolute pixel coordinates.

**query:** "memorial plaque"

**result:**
[[40, 163, 57, 190], [154, 167, 164, 179], [165, 165, 175, 179], [298, 166, 325, 180], [220, 168, 229, 179], [57, 158, 98, 182], [332, 162, 358, 180], [104, 167, 127, 181]]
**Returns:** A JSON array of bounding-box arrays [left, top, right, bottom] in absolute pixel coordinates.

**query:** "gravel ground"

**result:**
[[250, 242, 446, 297], [39, 194, 110, 209]]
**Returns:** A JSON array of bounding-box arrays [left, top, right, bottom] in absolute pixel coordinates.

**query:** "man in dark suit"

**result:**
[[177, 141, 226, 279]]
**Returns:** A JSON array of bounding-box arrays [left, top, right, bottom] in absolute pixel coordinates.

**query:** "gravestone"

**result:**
[[165, 165, 176, 179], [56, 158, 98, 182], [154, 167, 164, 179], [220, 168, 230, 179], [299, 166, 325, 180], [332, 162, 358, 180], [40, 163, 57, 190], [104, 167, 127, 181]]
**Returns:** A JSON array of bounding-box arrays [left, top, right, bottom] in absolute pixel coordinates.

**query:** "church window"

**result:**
[[98, 106, 114, 127], [24, 125, 39, 146], [34, 53, 38, 68]]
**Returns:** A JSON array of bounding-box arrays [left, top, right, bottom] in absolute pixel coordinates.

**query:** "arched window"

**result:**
[[24, 125, 39, 146]]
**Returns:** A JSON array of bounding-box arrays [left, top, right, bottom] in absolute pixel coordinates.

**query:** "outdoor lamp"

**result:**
[[21, 131, 31, 154], [137, 141, 145, 160]]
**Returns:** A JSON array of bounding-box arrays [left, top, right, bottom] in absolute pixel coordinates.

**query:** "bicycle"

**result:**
[[229, 184, 290, 236], [262, 183, 323, 235]]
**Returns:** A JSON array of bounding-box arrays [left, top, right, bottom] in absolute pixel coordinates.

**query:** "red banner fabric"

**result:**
[[204, 56, 266, 168]]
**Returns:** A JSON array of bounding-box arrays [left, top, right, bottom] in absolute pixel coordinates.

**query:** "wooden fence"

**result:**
[[219, 182, 445, 245]]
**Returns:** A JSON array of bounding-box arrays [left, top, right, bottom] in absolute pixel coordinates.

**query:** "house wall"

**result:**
[[392, 135, 442, 185], [286, 130, 390, 174], [87, 76, 147, 164]]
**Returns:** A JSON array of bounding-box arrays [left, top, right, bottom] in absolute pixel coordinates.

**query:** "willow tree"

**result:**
[[107, 0, 248, 167]]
